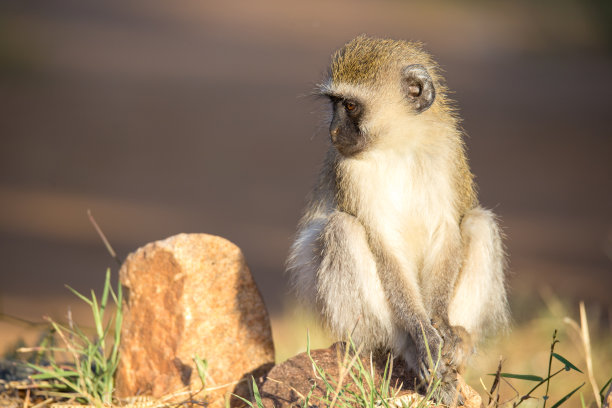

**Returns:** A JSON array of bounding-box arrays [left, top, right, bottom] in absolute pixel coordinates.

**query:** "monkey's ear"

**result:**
[[401, 64, 436, 113]]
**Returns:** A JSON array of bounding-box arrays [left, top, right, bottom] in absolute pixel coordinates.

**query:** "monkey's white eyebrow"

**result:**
[[317, 81, 333, 94], [319, 87, 356, 101], [318, 89, 338, 98], [317, 87, 345, 103], [321, 91, 342, 100], [319, 82, 364, 102], [318, 82, 350, 99]]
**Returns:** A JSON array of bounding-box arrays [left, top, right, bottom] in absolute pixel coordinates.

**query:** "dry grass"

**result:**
[[269, 294, 612, 407], [466, 295, 611, 407], [2, 292, 610, 407]]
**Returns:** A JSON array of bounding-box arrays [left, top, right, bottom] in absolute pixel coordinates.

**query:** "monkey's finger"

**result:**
[[418, 361, 431, 383]]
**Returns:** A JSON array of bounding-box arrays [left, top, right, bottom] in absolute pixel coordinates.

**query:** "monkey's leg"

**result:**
[[287, 217, 327, 302], [449, 207, 509, 342], [423, 207, 508, 407], [316, 211, 394, 350], [420, 223, 465, 350]]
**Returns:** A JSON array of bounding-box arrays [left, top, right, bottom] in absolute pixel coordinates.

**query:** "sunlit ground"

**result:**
[[1, 291, 610, 407]]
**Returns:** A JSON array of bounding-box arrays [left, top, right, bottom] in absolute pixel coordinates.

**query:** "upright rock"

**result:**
[[115, 233, 274, 407]]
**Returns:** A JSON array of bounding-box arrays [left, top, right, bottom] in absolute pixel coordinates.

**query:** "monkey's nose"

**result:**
[[330, 127, 340, 142]]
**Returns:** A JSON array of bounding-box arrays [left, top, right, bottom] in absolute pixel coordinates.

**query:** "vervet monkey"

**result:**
[[287, 35, 509, 405]]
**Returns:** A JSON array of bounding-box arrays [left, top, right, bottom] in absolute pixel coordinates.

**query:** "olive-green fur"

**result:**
[[330, 35, 453, 115], [332, 35, 432, 83]]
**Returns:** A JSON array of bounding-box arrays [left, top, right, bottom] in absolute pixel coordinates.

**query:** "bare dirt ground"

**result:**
[[1, 0, 611, 352]]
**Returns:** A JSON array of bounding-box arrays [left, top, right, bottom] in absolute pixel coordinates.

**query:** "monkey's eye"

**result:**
[[344, 101, 356, 111], [342, 100, 360, 115]]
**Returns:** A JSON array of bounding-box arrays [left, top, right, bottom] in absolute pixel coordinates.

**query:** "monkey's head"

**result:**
[[320, 35, 451, 157]]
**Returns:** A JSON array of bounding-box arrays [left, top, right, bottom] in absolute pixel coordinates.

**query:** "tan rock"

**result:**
[[114, 233, 275, 407], [258, 342, 481, 408]]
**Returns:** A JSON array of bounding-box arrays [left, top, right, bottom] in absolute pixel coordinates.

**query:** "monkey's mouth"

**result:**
[[331, 134, 368, 157]]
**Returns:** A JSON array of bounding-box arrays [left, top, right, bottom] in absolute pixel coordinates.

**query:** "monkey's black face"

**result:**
[[328, 96, 367, 157]]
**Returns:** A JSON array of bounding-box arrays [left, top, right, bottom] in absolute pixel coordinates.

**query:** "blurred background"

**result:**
[[1, 0, 611, 384]]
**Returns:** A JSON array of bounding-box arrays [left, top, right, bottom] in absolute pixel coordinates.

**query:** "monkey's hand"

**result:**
[[432, 318, 473, 371], [414, 323, 465, 406]]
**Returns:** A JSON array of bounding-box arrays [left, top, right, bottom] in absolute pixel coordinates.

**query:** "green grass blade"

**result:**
[[349, 347, 373, 403], [348, 368, 367, 403], [65, 285, 93, 306], [31, 270, 126, 407], [306, 343, 337, 395], [421, 378, 441, 408], [30, 369, 80, 379], [70, 322, 91, 344], [600, 376, 612, 398], [552, 353, 583, 373], [251, 377, 263, 407], [90, 289, 104, 341], [100, 269, 111, 310], [110, 276, 121, 305], [550, 382, 584, 408], [231, 378, 263, 408], [419, 324, 434, 376], [380, 354, 392, 400], [193, 354, 208, 388], [232, 394, 255, 408], [490, 373, 545, 382], [110, 284, 123, 367], [27, 346, 76, 354], [303, 382, 316, 407]]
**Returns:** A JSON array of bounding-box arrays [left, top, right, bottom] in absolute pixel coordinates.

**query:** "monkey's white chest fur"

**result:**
[[343, 146, 457, 265]]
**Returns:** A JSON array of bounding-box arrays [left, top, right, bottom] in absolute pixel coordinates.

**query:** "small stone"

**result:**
[[456, 375, 482, 408], [258, 342, 481, 408], [114, 233, 275, 407], [259, 342, 414, 407]]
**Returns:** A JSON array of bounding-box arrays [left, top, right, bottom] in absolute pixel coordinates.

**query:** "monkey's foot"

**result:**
[[411, 322, 467, 405], [435, 375, 465, 407], [416, 361, 464, 406], [415, 341, 465, 405]]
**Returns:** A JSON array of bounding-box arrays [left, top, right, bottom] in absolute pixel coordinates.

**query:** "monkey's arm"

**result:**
[[365, 225, 466, 404], [370, 236, 446, 367], [420, 226, 462, 320], [420, 225, 470, 367], [426, 207, 508, 377]]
